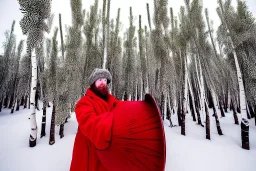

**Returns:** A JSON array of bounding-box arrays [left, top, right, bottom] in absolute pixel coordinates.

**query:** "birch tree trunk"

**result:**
[[11, 99, 16, 114], [138, 15, 147, 96], [198, 57, 211, 139], [177, 98, 182, 126], [196, 57, 205, 124], [24, 95, 27, 109], [29, 53, 38, 147], [146, 3, 152, 32], [205, 101, 211, 140], [219, 100, 226, 117], [40, 100, 47, 138], [11, 39, 24, 113], [181, 53, 188, 136], [227, 90, 231, 112], [4, 95, 9, 108], [0, 98, 3, 112], [16, 99, 20, 111], [59, 13, 65, 63], [39, 64, 47, 138], [167, 93, 173, 127], [188, 77, 197, 122], [205, 8, 218, 59], [210, 88, 223, 135], [102, 0, 110, 69], [231, 99, 239, 125], [49, 102, 55, 145], [254, 105, 256, 126], [205, 8, 226, 125], [102, 0, 106, 69], [20, 96, 24, 106], [246, 102, 251, 119], [231, 46, 247, 119], [59, 123, 64, 139], [231, 33, 249, 149], [49, 27, 59, 144]]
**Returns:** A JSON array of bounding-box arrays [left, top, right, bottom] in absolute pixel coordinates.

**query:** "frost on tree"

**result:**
[[217, 0, 254, 150], [18, 0, 52, 147], [55, 67, 70, 126], [0, 21, 16, 110]]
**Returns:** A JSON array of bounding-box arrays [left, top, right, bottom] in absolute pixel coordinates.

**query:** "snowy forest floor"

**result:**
[[0, 101, 256, 171]]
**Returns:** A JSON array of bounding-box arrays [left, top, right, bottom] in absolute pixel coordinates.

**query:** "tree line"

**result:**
[[0, 0, 255, 150]]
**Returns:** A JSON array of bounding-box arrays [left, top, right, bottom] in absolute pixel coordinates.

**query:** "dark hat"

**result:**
[[88, 68, 112, 86]]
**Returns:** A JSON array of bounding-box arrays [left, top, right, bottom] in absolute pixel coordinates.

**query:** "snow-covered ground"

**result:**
[[0, 102, 256, 171]]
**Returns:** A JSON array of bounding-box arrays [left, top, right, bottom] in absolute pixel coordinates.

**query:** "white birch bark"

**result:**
[[102, 5, 107, 69], [128, 94, 132, 101], [211, 87, 218, 112], [121, 95, 123, 101], [140, 76, 143, 100], [173, 104, 179, 126], [187, 93, 190, 113], [195, 57, 205, 122], [183, 55, 188, 117], [232, 46, 247, 119], [102, 37, 107, 69], [135, 83, 138, 101], [29, 53, 38, 144], [103, 0, 110, 69], [246, 102, 251, 118], [219, 9, 250, 146], [199, 58, 207, 122], [210, 85, 223, 135], [167, 93, 173, 126], [145, 75, 149, 94], [164, 92, 167, 119], [201, 80, 207, 122], [168, 93, 173, 116], [227, 90, 231, 111], [188, 75, 196, 120]]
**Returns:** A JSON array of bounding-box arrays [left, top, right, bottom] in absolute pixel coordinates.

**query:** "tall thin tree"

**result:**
[[18, 0, 51, 147]]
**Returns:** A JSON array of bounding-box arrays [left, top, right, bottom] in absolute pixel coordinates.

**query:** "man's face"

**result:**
[[94, 78, 109, 98], [95, 78, 107, 87]]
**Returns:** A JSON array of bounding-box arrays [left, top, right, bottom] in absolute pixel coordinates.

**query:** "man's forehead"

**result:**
[[97, 78, 107, 80], [96, 78, 107, 83]]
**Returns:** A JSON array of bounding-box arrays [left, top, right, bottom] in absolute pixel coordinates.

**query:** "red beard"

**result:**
[[91, 83, 109, 101]]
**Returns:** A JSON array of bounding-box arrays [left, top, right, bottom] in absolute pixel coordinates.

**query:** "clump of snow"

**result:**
[[0, 102, 256, 171]]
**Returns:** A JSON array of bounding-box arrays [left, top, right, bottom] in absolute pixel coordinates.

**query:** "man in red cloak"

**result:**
[[70, 68, 120, 171]]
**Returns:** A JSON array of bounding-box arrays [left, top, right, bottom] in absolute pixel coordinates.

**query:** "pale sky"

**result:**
[[0, 0, 255, 55]]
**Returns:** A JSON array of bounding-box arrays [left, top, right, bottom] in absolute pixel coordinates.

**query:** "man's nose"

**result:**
[[100, 82, 106, 86]]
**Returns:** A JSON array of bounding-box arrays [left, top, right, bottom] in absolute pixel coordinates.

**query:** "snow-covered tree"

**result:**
[[82, 0, 101, 92], [10, 40, 24, 113], [48, 27, 58, 145], [65, 0, 83, 111], [123, 7, 137, 100], [217, 0, 251, 149], [0, 21, 16, 111], [18, 0, 52, 147]]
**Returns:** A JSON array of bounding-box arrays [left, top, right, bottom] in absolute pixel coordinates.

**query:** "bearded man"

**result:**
[[70, 68, 120, 171]]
